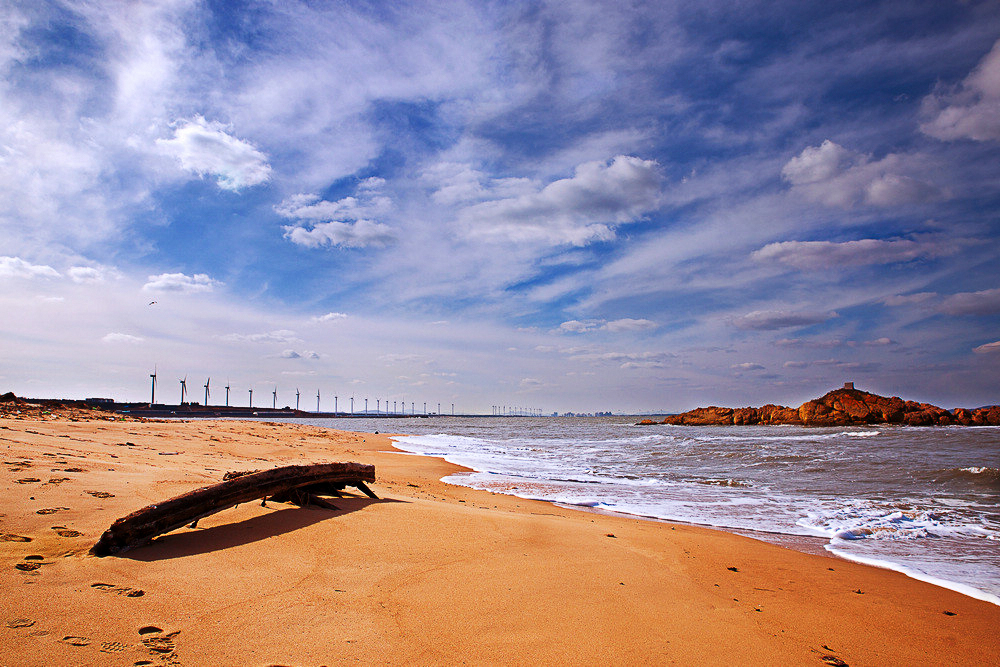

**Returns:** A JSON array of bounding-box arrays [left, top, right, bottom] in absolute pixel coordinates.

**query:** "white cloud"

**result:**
[[782, 140, 855, 185], [283, 219, 395, 249], [753, 237, 956, 270], [938, 288, 1000, 316], [604, 318, 659, 332], [732, 310, 837, 330], [558, 319, 601, 333], [563, 349, 675, 369], [278, 182, 395, 249], [783, 361, 810, 368], [0, 1, 199, 256], [557, 317, 658, 333], [782, 140, 940, 208], [102, 332, 144, 344], [143, 272, 220, 293], [0, 7, 30, 68], [775, 338, 843, 349], [973, 340, 1000, 354], [312, 312, 348, 323], [864, 337, 897, 347], [882, 292, 937, 307], [732, 362, 765, 371], [0, 256, 60, 279], [68, 265, 120, 283], [379, 353, 430, 365], [279, 349, 320, 360], [460, 155, 662, 246], [921, 39, 1000, 142], [222, 330, 299, 344], [424, 162, 536, 206], [275, 190, 390, 222], [156, 116, 271, 191]]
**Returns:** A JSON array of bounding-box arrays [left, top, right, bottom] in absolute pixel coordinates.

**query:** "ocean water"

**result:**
[[293, 416, 1000, 604]]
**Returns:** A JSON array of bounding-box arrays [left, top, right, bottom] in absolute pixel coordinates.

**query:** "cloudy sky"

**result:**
[[2, 0, 999, 413]]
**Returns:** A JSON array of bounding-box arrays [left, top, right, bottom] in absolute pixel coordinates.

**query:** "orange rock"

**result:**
[[643, 386, 1000, 427]]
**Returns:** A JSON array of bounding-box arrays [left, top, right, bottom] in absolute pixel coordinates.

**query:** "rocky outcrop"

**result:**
[[662, 404, 802, 426], [952, 405, 1000, 426], [653, 387, 1000, 427]]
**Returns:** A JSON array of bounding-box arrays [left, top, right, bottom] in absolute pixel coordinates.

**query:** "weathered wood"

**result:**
[[354, 481, 379, 500], [91, 462, 375, 556]]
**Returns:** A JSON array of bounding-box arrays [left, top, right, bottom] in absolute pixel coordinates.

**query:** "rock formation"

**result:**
[[643, 386, 1000, 426]]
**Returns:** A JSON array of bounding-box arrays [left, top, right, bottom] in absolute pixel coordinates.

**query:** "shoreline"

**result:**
[[431, 471, 1000, 608], [388, 423, 1000, 608], [2, 416, 999, 664]]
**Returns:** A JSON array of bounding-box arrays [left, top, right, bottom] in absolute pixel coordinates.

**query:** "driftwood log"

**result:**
[[91, 462, 376, 556]]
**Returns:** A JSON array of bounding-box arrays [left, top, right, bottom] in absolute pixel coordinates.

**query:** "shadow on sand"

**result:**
[[119, 495, 404, 561]]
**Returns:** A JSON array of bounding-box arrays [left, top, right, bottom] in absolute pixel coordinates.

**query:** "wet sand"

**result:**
[[1, 416, 998, 665]]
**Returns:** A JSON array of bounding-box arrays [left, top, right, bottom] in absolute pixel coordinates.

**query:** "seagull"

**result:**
[[148, 301, 157, 305]]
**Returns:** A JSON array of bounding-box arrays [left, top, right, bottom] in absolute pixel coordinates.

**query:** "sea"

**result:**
[[287, 416, 1000, 605]]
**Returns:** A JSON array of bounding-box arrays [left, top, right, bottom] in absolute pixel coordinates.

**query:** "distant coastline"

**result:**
[[639, 384, 1000, 426], [0, 392, 486, 420]]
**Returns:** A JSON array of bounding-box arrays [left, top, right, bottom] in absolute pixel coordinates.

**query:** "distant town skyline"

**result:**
[[2, 1, 999, 413]]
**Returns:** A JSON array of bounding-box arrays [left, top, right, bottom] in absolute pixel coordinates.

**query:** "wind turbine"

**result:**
[[149, 366, 157, 405], [179, 376, 187, 405], [204, 378, 210, 406], [316, 389, 320, 413], [296, 388, 300, 411], [272, 387, 277, 409], [248, 388, 253, 408], [225, 381, 230, 407]]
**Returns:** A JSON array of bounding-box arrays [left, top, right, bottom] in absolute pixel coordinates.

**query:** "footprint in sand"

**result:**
[[60, 635, 92, 647], [0, 533, 32, 542], [5, 618, 35, 629], [820, 645, 849, 666], [15, 556, 46, 572], [15, 478, 41, 484], [86, 491, 115, 499], [36, 507, 69, 515], [99, 640, 128, 653], [47, 477, 72, 485], [53, 528, 82, 538], [92, 582, 145, 597], [139, 628, 180, 656], [62, 467, 86, 473]]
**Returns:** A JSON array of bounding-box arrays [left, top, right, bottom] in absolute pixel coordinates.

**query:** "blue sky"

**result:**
[[2, 0, 999, 413]]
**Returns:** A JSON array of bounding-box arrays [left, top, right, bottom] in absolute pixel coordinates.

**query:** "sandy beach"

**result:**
[[1, 414, 998, 666]]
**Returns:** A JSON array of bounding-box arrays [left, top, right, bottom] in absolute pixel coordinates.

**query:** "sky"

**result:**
[[2, 0, 999, 414]]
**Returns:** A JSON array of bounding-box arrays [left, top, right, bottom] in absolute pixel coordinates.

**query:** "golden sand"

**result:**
[[1, 416, 997, 665]]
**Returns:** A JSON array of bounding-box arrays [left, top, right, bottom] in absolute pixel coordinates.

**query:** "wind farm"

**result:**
[[100, 369, 549, 419]]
